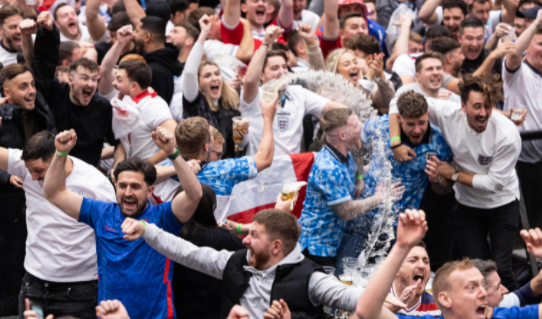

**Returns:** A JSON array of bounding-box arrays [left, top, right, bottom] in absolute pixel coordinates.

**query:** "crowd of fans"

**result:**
[[0, 0, 541, 316]]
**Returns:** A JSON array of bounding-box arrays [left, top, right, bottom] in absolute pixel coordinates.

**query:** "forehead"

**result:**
[[472, 1, 491, 9], [347, 114, 359, 125], [443, 7, 464, 16], [57, 5, 76, 15], [340, 52, 356, 62], [117, 170, 146, 184], [250, 221, 267, 234], [74, 66, 98, 76], [201, 64, 220, 73], [24, 158, 47, 170], [466, 90, 485, 104], [345, 17, 366, 27], [174, 26, 187, 34], [450, 267, 484, 287], [266, 55, 287, 67], [3, 14, 22, 25], [462, 27, 484, 36], [406, 246, 429, 259], [421, 57, 442, 69], [10, 71, 34, 85]]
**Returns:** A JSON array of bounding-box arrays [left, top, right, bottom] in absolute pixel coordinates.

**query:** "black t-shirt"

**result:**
[[95, 41, 137, 65], [461, 49, 502, 76]]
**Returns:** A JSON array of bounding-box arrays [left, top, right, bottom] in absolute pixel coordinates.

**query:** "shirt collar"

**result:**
[[132, 90, 157, 103], [524, 59, 542, 77], [0, 39, 17, 53], [296, 58, 309, 68], [400, 123, 432, 146], [324, 142, 349, 165]]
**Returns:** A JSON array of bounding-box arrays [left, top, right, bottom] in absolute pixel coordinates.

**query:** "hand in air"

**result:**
[[19, 19, 37, 35], [396, 209, 428, 248], [520, 228, 542, 259], [263, 299, 291, 319], [55, 129, 77, 154], [37, 12, 53, 31], [152, 127, 176, 156], [121, 217, 146, 241]]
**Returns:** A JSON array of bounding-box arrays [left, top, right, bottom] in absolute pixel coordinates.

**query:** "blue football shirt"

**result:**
[[397, 305, 539, 319], [79, 198, 183, 319]]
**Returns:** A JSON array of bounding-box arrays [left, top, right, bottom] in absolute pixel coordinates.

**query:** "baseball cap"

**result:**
[[517, 6, 542, 19], [337, 0, 367, 17], [146, 0, 171, 23]]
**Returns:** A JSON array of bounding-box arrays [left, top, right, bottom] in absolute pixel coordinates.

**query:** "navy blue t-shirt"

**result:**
[[397, 305, 539, 319], [79, 198, 183, 319]]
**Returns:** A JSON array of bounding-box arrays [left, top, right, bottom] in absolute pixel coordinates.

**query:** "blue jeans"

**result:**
[[18, 272, 98, 319]]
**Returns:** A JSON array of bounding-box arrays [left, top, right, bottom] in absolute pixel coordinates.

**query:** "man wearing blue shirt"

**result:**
[[335, 91, 453, 273], [42, 127, 203, 319], [298, 108, 387, 266], [352, 209, 542, 319]]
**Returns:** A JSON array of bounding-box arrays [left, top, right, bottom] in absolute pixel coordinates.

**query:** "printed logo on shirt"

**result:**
[[105, 226, 117, 232], [69, 189, 84, 196], [278, 117, 289, 132], [477, 154, 493, 166]]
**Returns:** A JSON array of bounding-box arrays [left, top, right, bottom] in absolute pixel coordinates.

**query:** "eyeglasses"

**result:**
[[212, 150, 223, 158]]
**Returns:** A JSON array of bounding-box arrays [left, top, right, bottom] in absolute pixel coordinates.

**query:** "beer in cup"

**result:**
[[232, 117, 248, 143], [281, 181, 307, 201]]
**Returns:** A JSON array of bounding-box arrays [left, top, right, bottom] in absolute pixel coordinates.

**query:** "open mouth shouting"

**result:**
[[429, 77, 441, 87], [255, 8, 266, 21], [349, 71, 359, 83], [122, 196, 138, 211], [210, 84, 220, 95], [81, 87, 94, 103], [412, 272, 425, 285], [24, 94, 35, 107], [475, 115, 488, 130], [68, 21, 78, 35], [476, 304, 487, 319]]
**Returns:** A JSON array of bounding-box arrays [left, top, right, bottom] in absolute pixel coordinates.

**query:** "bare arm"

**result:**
[[85, 0, 107, 41], [251, 93, 279, 172], [43, 130, 84, 220], [19, 19, 37, 68], [473, 41, 516, 76], [0, 147, 8, 172], [222, 0, 241, 28], [322, 0, 339, 39], [152, 127, 202, 223], [99, 25, 134, 96], [506, 11, 542, 71], [385, 15, 412, 70], [235, 19, 255, 62], [500, 0, 518, 25], [278, 0, 294, 30], [332, 196, 381, 220], [445, 78, 460, 94], [146, 118, 178, 165], [123, 0, 146, 28], [418, 0, 441, 25]]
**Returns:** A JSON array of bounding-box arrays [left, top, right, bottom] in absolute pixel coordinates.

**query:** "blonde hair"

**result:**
[[432, 259, 475, 309], [324, 48, 363, 79], [409, 31, 424, 45], [210, 126, 225, 145], [197, 61, 239, 112]]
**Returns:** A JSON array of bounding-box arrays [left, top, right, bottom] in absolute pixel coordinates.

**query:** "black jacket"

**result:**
[[144, 44, 184, 105]]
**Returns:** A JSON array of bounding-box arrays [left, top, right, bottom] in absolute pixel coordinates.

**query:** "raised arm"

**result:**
[[85, 0, 107, 41], [183, 15, 210, 103], [99, 25, 134, 96], [242, 25, 283, 104], [332, 196, 381, 220], [322, 0, 340, 39], [418, 0, 441, 25], [251, 93, 279, 172], [298, 24, 325, 70], [500, 0, 519, 25], [151, 127, 202, 223], [235, 19, 255, 62], [386, 14, 412, 70], [278, 0, 295, 31], [29, 12, 59, 102], [123, 0, 146, 28], [222, 0, 241, 28], [472, 41, 516, 76], [506, 10, 542, 71], [353, 209, 428, 319], [19, 19, 35, 68], [43, 130, 84, 220]]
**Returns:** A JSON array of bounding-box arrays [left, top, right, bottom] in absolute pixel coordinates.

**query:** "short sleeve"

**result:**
[[7, 149, 27, 179], [156, 201, 183, 235], [493, 305, 539, 319], [141, 99, 173, 129], [204, 39, 239, 57], [303, 88, 329, 117], [361, 118, 378, 144], [313, 165, 353, 205], [79, 197, 113, 229], [392, 54, 416, 77], [220, 19, 244, 45], [502, 58, 524, 82], [240, 90, 261, 115], [442, 72, 454, 88]]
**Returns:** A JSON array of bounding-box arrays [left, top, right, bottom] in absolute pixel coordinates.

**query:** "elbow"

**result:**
[[259, 157, 273, 172], [193, 184, 203, 203], [354, 305, 371, 319]]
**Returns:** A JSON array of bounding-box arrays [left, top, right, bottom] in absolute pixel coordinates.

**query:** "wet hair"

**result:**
[[397, 91, 429, 118], [0, 5, 23, 26], [432, 259, 476, 309], [175, 22, 200, 41], [21, 131, 55, 162], [140, 16, 167, 43], [188, 7, 215, 32], [321, 108, 354, 133], [415, 51, 443, 73], [345, 34, 381, 55], [178, 183, 218, 238], [459, 16, 484, 35], [442, 0, 468, 16], [58, 41, 81, 66], [339, 12, 364, 30], [69, 58, 99, 74], [471, 259, 498, 285], [252, 209, 301, 256], [263, 50, 288, 72], [175, 117, 211, 159], [113, 157, 157, 186], [119, 60, 152, 90], [107, 12, 133, 31], [0, 63, 29, 86], [429, 36, 461, 55], [458, 74, 503, 107]]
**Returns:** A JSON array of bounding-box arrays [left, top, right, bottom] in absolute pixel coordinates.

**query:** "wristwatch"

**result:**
[[451, 170, 460, 182]]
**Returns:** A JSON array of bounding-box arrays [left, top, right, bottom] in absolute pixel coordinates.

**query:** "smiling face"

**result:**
[[462, 90, 492, 132], [242, 222, 273, 270], [485, 271, 509, 307], [395, 246, 431, 297], [398, 113, 429, 146], [55, 5, 81, 40], [261, 55, 288, 84], [292, 0, 306, 17], [408, 40, 424, 54], [525, 33, 542, 71], [0, 14, 22, 51], [446, 268, 488, 319], [242, 0, 269, 29], [443, 7, 464, 35], [469, 1, 491, 25], [449, 47, 465, 74], [460, 27, 485, 60], [337, 52, 360, 85], [115, 171, 152, 217], [199, 64, 223, 101], [4, 71, 36, 111], [340, 17, 368, 43], [69, 66, 99, 106], [416, 57, 443, 96]]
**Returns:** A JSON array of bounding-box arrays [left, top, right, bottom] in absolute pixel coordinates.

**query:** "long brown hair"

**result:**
[[197, 61, 239, 112]]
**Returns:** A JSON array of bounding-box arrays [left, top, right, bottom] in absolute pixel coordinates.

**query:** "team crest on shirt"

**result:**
[[278, 117, 289, 132], [478, 154, 493, 166]]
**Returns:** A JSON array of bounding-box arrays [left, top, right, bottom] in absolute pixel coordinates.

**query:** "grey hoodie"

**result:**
[[142, 223, 364, 318]]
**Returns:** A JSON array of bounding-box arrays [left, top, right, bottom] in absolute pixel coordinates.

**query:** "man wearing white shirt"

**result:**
[[293, 0, 320, 31], [241, 25, 344, 156], [502, 9, 542, 229], [54, 3, 95, 42], [388, 74, 522, 291], [0, 6, 23, 67], [0, 131, 116, 318]]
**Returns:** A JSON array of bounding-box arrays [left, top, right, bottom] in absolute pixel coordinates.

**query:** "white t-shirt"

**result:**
[[204, 39, 239, 57], [295, 10, 320, 33], [129, 95, 173, 160], [170, 74, 184, 123], [60, 22, 91, 42], [7, 150, 116, 282], [240, 85, 328, 156], [392, 53, 422, 78], [390, 98, 521, 209], [0, 41, 18, 67], [394, 83, 461, 102], [502, 59, 542, 163]]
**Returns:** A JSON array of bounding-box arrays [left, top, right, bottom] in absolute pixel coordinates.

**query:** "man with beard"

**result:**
[[42, 127, 203, 319], [419, 0, 467, 40], [428, 37, 464, 93], [388, 242, 440, 317], [388, 74, 522, 291], [120, 208, 372, 318], [21, 12, 119, 167], [0, 6, 23, 66], [335, 90, 451, 274], [53, 3, 107, 42], [0, 131, 115, 319], [293, 0, 320, 31]]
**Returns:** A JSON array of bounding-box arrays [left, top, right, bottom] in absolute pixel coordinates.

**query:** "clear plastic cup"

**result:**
[[342, 257, 357, 276], [511, 109, 524, 122], [322, 266, 336, 275], [261, 86, 276, 103], [232, 117, 248, 143]]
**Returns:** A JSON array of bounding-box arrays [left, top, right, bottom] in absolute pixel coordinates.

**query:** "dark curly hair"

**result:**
[[397, 91, 429, 119], [458, 74, 503, 108]]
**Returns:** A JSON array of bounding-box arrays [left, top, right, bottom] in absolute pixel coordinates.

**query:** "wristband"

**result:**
[[390, 136, 401, 142], [56, 150, 68, 156], [168, 147, 181, 160], [237, 223, 242, 235], [390, 143, 403, 149], [356, 174, 364, 180], [140, 220, 146, 229]]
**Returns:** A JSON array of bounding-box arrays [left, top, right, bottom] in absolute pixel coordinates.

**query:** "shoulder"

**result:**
[[92, 94, 112, 108]]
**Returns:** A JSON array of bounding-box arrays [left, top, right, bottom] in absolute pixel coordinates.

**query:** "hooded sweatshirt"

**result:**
[[144, 44, 184, 105], [142, 223, 364, 318]]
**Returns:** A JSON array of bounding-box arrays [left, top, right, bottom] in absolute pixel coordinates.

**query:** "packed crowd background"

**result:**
[[0, 0, 542, 316]]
